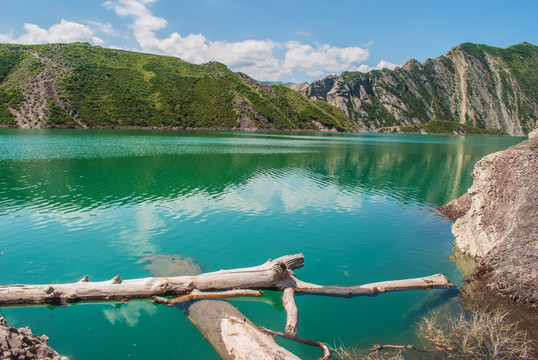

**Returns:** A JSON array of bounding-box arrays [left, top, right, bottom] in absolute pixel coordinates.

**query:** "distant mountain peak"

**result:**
[[297, 42, 537, 135]]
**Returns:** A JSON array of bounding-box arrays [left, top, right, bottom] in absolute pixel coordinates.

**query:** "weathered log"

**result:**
[[291, 273, 453, 297], [0, 253, 456, 359], [182, 300, 300, 360], [281, 288, 298, 335], [0, 254, 303, 306], [0, 254, 453, 307], [153, 289, 263, 305]]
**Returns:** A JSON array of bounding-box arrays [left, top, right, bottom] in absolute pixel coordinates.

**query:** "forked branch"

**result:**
[[0, 254, 453, 307]]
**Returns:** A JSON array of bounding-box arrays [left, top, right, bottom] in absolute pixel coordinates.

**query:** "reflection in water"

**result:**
[[0, 129, 525, 360], [103, 301, 157, 327], [0, 131, 521, 217], [116, 203, 163, 257]]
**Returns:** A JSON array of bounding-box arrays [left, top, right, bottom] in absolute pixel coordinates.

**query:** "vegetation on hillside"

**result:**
[[1, 41, 535, 134], [459, 42, 538, 96], [0, 42, 355, 131], [304, 42, 537, 135]]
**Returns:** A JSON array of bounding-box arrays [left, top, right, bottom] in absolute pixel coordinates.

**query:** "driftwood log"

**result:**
[[0, 254, 452, 306], [153, 259, 303, 360], [0, 254, 454, 359], [182, 300, 300, 360]]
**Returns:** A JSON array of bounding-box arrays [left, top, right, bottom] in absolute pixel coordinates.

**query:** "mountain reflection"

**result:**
[[0, 130, 523, 216]]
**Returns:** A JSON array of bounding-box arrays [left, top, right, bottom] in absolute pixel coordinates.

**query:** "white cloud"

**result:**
[[86, 21, 119, 36], [283, 41, 369, 77], [0, 0, 392, 81], [377, 60, 400, 70], [91, 36, 105, 45], [357, 60, 400, 73], [364, 39, 375, 48], [0, 19, 97, 45], [104, 0, 372, 81], [0, 32, 13, 43]]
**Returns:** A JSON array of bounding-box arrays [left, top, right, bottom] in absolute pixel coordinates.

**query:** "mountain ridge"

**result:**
[[0, 42, 536, 135], [298, 42, 537, 136], [0, 42, 355, 132]]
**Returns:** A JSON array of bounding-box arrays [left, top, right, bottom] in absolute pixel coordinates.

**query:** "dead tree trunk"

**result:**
[[182, 300, 300, 360], [167, 259, 302, 360], [0, 254, 452, 307], [0, 254, 455, 359], [0, 254, 304, 306]]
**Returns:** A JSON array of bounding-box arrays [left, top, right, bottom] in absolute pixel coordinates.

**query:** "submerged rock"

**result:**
[[440, 133, 537, 306], [138, 254, 202, 277], [0, 315, 69, 360]]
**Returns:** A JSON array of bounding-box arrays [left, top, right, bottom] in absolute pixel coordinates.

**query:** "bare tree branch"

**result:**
[[259, 326, 331, 360], [152, 289, 263, 305]]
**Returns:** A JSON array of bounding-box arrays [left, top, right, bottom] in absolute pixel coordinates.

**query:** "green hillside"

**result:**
[[0, 42, 356, 131]]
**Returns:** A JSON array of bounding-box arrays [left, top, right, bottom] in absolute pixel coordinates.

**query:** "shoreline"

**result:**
[[0, 123, 525, 137]]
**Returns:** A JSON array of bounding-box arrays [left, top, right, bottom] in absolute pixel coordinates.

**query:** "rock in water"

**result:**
[[138, 254, 202, 277], [0, 315, 69, 360], [440, 134, 537, 306]]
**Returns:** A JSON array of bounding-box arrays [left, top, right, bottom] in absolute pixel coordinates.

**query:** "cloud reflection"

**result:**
[[103, 301, 157, 327], [116, 203, 163, 256], [159, 170, 363, 218]]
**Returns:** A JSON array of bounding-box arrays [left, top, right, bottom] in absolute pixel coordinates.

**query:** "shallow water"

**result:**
[[0, 129, 525, 359]]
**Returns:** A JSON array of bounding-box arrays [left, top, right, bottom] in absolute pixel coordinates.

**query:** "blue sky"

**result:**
[[0, 0, 536, 82]]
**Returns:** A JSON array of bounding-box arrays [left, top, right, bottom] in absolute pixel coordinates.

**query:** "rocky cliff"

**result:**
[[299, 43, 538, 136], [440, 129, 537, 305]]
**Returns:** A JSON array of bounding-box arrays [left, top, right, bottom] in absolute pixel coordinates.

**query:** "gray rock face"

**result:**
[[299, 43, 538, 136], [0, 315, 68, 360], [529, 127, 538, 140], [440, 137, 538, 305]]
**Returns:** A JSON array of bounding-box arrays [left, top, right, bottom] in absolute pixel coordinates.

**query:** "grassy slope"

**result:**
[[0, 43, 355, 131], [1, 42, 534, 133], [0, 44, 25, 124]]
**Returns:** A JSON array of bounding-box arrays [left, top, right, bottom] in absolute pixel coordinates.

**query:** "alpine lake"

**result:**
[[0, 129, 525, 359]]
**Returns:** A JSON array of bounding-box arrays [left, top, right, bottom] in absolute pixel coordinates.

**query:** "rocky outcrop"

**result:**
[[299, 43, 538, 136], [0, 315, 68, 359], [440, 132, 538, 305]]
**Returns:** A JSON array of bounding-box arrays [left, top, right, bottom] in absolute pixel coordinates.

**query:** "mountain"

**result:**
[[1, 42, 536, 135], [0, 42, 355, 131], [299, 43, 538, 136]]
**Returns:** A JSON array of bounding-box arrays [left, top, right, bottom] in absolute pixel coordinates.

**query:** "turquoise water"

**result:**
[[0, 129, 525, 359]]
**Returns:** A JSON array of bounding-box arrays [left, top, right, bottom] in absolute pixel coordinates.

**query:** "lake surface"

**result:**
[[0, 129, 525, 359]]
